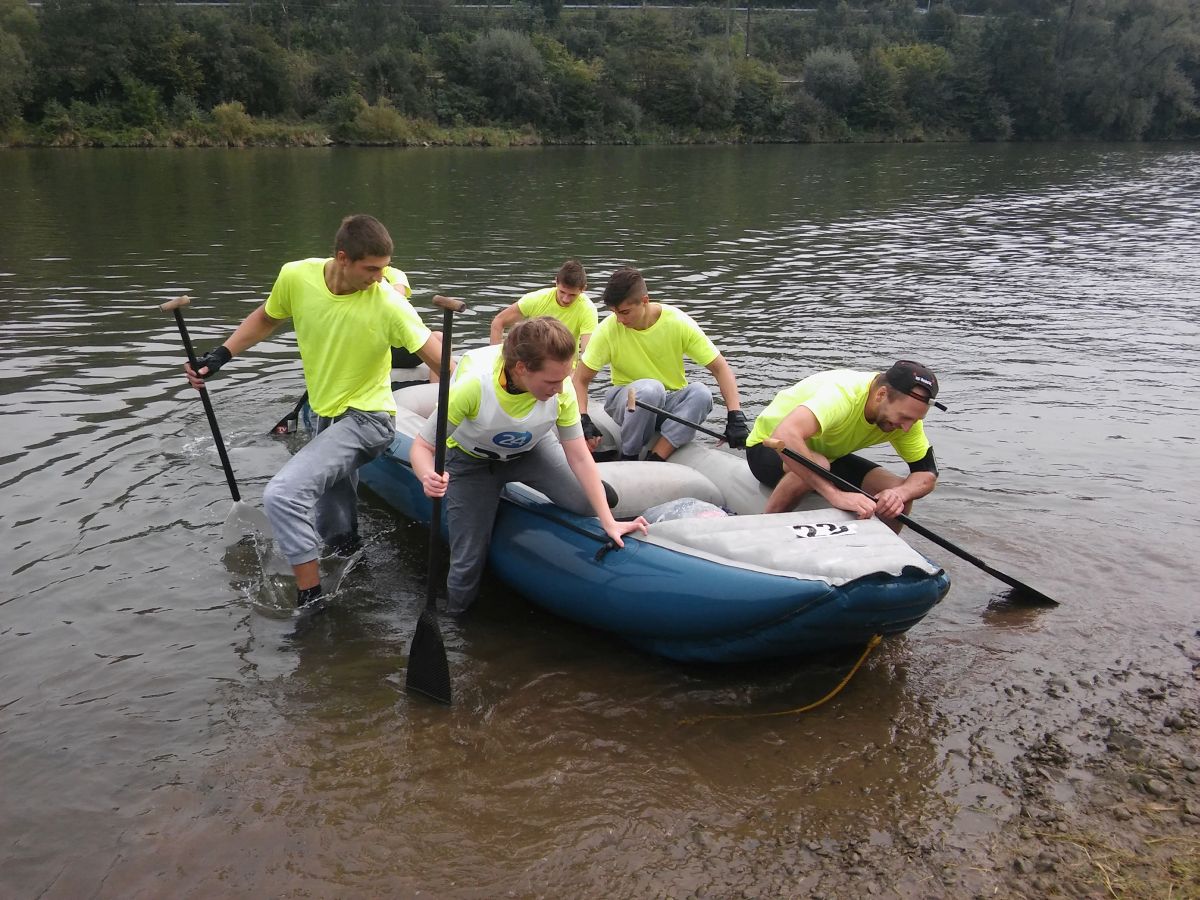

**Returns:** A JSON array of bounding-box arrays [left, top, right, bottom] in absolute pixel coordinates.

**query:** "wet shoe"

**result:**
[[296, 584, 326, 616]]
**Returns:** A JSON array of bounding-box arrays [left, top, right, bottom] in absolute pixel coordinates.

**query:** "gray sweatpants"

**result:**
[[603, 379, 714, 457], [263, 409, 394, 566], [444, 440, 591, 614]]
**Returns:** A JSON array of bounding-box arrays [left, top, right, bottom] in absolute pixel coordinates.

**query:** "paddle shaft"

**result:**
[[161, 296, 242, 503], [270, 390, 309, 435], [406, 294, 465, 706], [425, 297, 463, 614], [634, 398, 1058, 606], [761, 438, 1056, 604]]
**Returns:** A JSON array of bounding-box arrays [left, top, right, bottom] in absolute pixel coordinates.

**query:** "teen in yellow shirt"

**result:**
[[746, 361, 943, 527], [489, 259, 597, 357], [571, 266, 748, 461], [185, 214, 442, 611]]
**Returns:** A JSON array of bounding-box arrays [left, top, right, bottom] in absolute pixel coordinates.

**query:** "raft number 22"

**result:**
[[792, 523, 855, 539]]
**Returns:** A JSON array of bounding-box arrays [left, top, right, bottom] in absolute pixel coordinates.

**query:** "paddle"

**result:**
[[269, 390, 309, 435], [161, 295, 274, 541], [631, 396, 1058, 607], [405, 294, 465, 705]]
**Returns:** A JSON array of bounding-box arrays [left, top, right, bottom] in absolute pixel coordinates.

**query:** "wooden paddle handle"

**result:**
[[432, 294, 466, 313], [159, 294, 192, 312], [626, 386, 636, 412]]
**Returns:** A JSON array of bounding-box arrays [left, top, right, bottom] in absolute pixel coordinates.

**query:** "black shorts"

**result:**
[[746, 443, 879, 489], [391, 346, 423, 369]]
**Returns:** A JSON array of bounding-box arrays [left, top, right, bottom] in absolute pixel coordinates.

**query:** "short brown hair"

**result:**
[[556, 259, 587, 290], [601, 266, 647, 308], [504, 317, 576, 371], [334, 214, 394, 261]]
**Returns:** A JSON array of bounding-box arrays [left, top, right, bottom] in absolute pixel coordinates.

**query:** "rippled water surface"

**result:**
[[1, 145, 1198, 896]]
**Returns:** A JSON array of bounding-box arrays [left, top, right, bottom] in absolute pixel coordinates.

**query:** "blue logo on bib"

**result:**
[[493, 431, 533, 450]]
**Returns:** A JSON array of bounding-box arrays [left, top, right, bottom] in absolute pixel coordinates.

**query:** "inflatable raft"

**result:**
[[358, 379, 950, 663]]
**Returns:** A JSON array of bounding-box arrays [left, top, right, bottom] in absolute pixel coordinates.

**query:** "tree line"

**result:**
[[0, 0, 1196, 146]]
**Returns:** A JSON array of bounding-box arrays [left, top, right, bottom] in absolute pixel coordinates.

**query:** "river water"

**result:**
[[1, 144, 1197, 896]]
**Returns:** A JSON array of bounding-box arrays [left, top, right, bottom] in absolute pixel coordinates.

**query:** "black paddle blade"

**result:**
[[999, 583, 1059, 608], [406, 607, 452, 704]]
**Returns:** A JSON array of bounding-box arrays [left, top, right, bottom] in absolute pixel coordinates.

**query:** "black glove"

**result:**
[[192, 345, 232, 379], [580, 412, 603, 443], [724, 409, 749, 449]]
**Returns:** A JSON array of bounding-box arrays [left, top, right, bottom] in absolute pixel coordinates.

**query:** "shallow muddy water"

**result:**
[[1, 144, 1197, 896]]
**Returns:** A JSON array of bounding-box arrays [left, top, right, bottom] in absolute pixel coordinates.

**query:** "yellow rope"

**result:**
[[680, 634, 883, 725]]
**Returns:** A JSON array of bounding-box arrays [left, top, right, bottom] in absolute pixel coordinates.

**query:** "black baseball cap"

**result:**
[[884, 360, 947, 411]]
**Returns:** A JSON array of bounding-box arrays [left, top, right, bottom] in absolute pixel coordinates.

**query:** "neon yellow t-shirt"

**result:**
[[516, 286, 598, 352], [264, 258, 431, 418], [381, 266, 431, 340], [436, 349, 580, 455], [746, 369, 931, 462], [580, 304, 719, 390], [384, 266, 411, 298]]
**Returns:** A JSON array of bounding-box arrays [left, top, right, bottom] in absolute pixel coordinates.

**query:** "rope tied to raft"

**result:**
[[679, 634, 883, 725]]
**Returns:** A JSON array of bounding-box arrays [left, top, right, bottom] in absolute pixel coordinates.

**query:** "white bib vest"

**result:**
[[451, 346, 559, 460]]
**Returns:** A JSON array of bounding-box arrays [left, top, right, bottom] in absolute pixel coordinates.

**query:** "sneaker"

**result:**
[[296, 584, 326, 614]]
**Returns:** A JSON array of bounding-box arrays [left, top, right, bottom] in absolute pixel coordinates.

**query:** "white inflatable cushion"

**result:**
[[596, 460, 725, 519], [645, 508, 941, 585]]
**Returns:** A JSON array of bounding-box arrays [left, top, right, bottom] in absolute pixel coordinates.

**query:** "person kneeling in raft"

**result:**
[[410, 317, 649, 615]]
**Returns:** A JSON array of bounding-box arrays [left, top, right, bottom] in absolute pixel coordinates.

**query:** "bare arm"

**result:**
[[572, 362, 598, 415], [226, 304, 283, 355], [873, 471, 937, 519], [771, 405, 871, 514], [489, 303, 524, 344], [185, 303, 282, 387], [705, 354, 742, 412], [410, 435, 448, 499], [415, 331, 456, 375], [561, 436, 648, 546]]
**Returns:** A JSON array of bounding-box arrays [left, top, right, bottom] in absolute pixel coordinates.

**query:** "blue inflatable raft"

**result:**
[[360, 384, 951, 663]]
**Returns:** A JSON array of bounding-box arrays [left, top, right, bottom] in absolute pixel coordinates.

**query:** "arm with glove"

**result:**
[[704, 354, 748, 449], [184, 304, 282, 389]]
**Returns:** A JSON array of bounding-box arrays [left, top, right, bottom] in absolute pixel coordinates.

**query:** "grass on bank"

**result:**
[[0, 93, 971, 149]]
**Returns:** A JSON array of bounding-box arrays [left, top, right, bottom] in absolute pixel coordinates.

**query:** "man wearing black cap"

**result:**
[[744, 361, 944, 527]]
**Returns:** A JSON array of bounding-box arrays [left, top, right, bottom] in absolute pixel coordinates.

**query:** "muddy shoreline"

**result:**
[[751, 631, 1200, 899]]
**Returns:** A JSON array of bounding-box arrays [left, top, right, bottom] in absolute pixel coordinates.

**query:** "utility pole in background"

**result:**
[[744, 0, 751, 58]]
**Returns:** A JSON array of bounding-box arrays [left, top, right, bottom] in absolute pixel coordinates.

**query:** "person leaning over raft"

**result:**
[[489, 258, 596, 358], [411, 317, 648, 615], [745, 360, 944, 529], [570, 266, 749, 461], [184, 213, 444, 611]]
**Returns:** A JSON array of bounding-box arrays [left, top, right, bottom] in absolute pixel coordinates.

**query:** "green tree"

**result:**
[[733, 57, 784, 135], [469, 29, 553, 125], [803, 46, 862, 114], [535, 35, 602, 136], [882, 43, 953, 130], [0, 29, 32, 125], [692, 51, 737, 130], [0, 0, 35, 126], [851, 47, 903, 131], [979, 15, 1063, 139]]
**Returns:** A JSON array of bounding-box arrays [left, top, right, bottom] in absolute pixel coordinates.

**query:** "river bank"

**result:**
[[796, 632, 1200, 898], [0, 107, 968, 149]]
